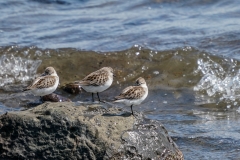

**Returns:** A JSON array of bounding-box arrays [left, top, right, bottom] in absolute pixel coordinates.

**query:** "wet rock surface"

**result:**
[[0, 102, 183, 160], [62, 83, 82, 94], [41, 93, 72, 102]]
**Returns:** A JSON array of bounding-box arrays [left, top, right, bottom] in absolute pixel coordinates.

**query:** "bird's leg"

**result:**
[[130, 105, 137, 118], [130, 105, 134, 115], [97, 92, 101, 101], [92, 93, 95, 102], [97, 92, 105, 103]]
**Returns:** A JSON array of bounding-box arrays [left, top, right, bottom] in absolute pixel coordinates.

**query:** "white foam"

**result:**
[[0, 54, 42, 87], [194, 57, 240, 108]]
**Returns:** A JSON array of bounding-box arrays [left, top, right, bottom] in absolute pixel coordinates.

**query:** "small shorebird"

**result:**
[[114, 77, 148, 117], [24, 67, 59, 97], [74, 67, 114, 102]]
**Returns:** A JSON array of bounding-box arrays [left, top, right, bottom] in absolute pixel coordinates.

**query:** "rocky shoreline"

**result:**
[[0, 102, 183, 160]]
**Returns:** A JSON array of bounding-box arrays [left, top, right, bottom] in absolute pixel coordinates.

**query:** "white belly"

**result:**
[[31, 79, 59, 96], [81, 78, 113, 93]]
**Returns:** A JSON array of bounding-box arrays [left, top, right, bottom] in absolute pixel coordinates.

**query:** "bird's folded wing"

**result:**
[[26, 76, 57, 90], [115, 86, 145, 100], [76, 71, 106, 86]]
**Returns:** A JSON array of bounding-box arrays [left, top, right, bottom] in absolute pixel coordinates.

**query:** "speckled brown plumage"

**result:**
[[77, 67, 112, 86], [25, 76, 57, 90], [115, 86, 146, 100]]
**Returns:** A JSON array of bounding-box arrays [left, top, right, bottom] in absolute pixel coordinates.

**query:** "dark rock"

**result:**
[[0, 102, 184, 159], [41, 93, 71, 102], [116, 120, 184, 160], [62, 83, 82, 94]]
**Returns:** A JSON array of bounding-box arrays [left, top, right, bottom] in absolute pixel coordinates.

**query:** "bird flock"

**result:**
[[24, 66, 148, 117]]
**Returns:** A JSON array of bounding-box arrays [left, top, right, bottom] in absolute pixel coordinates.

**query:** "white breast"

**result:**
[[81, 77, 113, 93], [31, 77, 59, 96]]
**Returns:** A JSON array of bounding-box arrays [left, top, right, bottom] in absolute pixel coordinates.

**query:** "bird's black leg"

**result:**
[[97, 92, 105, 103], [97, 92, 101, 101], [130, 105, 134, 115], [92, 93, 95, 102], [130, 105, 137, 118]]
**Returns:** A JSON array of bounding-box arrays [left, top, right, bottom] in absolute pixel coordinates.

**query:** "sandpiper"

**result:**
[[114, 77, 148, 117], [75, 67, 114, 102], [24, 67, 59, 97]]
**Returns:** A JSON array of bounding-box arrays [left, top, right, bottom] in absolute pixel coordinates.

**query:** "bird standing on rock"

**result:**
[[74, 67, 114, 102], [114, 77, 148, 117], [24, 66, 59, 97]]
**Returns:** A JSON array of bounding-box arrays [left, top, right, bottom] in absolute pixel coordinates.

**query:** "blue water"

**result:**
[[1, 0, 240, 159], [1, 0, 240, 58]]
